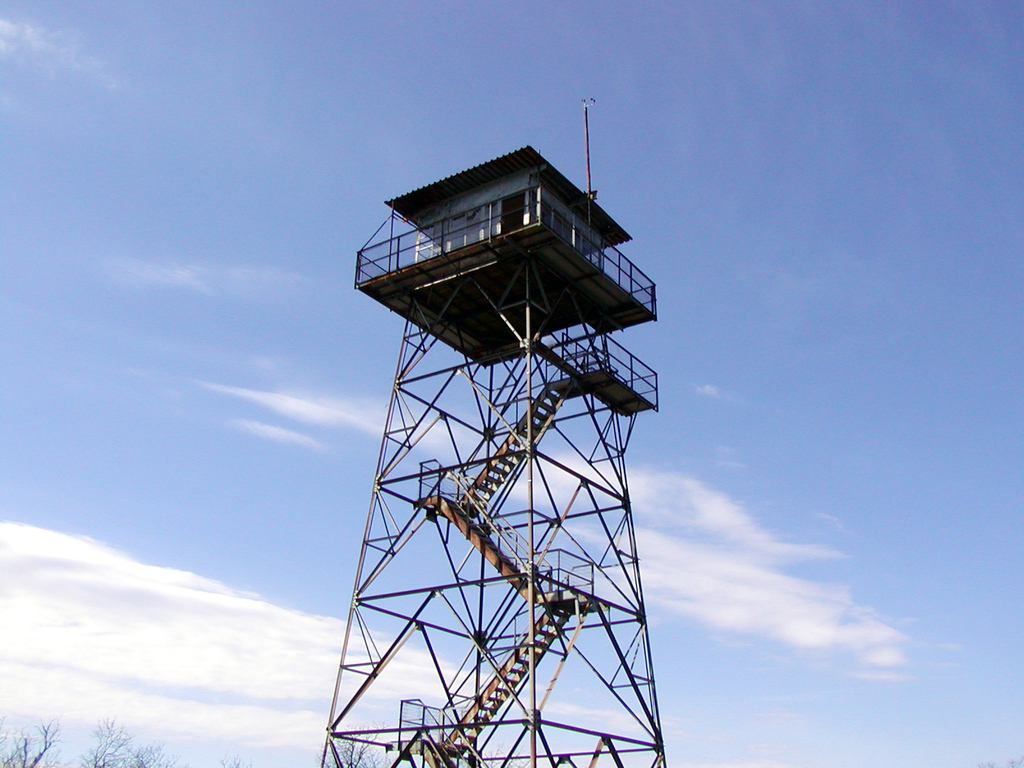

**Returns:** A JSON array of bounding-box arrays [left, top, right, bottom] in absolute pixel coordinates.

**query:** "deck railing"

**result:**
[[399, 698, 457, 733], [417, 460, 533, 571], [356, 189, 656, 316], [546, 331, 658, 411], [538, 548, 594, 596]]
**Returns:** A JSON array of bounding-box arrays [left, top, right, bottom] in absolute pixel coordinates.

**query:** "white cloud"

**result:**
[[105, 260, 305, 298], [815, 512, 849, 533], [0, 522, 438, 752], [629, 470, 908, 669], [0, 17, 115, 86], [694, 384, 742, 403], [0, 480, 910, 765], [695, 384, 723, 398], [713, 445, 747, 470], [229, 419, 325, 450], [108, 261, 211, 292], [851, 669, 913, 682], [542, 702, 645, 738], [201, 382, 381, 437], [631, 470, 837, 562], [504, 457, 905, 668], [0, 522, 334, 748]]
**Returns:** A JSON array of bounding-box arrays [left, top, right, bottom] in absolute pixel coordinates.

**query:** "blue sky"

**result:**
[[2, 2, 1024, 766]]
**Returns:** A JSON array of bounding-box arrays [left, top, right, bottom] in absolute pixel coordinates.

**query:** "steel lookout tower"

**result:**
[[324, 146, 666, 768]]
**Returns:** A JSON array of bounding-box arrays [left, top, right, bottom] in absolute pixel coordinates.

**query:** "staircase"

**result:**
[[462, 380, 570, 516], [448, 601, 584, 751], [421, 380, 573, 597], [427, 496, 525, 596], [414, 380, 592, 761]]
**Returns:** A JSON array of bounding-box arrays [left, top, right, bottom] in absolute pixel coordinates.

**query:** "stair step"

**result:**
[[432, 389, 582, 751]]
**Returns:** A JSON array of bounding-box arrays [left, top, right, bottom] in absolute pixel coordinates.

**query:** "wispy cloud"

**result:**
[[0, 522, 335, 749], [629, 470, 908, 669], [542, 702, 645, 738], [815, 512, 849, 534], [105, 259, 305, 298], [507, 454, 907, 670], [639, 530, 906, 667], [713, 445, 747, 470], [632, 470, 836, 561], [201, 382, 381, 437], [694, 384, 742, 403], [0, 17, 115, 87], [108, 261, 211, 292], [0, 522, 437, 751], [673, 762, 798, 768], [229, 419, 325, 450]]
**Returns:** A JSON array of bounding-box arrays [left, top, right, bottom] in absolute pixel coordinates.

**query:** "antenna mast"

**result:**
[[582, 98, 596, 198]]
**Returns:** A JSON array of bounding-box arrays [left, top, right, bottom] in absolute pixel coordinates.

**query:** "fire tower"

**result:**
[[324, 147, 665, 768]]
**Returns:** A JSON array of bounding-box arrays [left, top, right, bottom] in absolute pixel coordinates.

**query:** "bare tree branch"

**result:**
[[79, 721, 187, 768], [0, 720, 62, 768]]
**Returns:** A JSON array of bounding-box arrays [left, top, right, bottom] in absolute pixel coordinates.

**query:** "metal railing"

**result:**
[[356, 188, 656, 316], [398, 699, 460, 755], [538, 548, 594, 595], [356, 198, 534, 282], [537, 192, 656, 316], [418, 460, 460, 502], [418, 461, 533, 572], [400, 699, 457, 733], [546, 331, 658, 410]]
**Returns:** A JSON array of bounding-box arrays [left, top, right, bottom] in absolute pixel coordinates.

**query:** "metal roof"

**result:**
[[386, 146, 632, 246]]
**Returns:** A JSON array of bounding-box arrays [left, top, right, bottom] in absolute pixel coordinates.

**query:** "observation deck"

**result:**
[[355, 147, 657, 362], [539, 332, 657, 413]]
